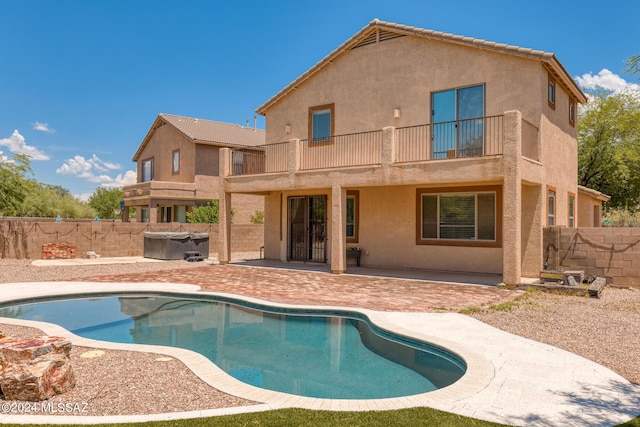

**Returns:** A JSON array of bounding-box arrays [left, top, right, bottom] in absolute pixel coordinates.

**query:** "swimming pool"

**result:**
[[0, 292, 466, 400]]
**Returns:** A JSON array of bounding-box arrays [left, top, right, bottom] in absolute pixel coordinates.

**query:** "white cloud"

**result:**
[[575, 69, 640, 94], [32, 122, 55, 133], [74, 193, 93, 202], [0, 130, 50, 160], [0, 151, 10, 163], [56, 154, 135, 188]]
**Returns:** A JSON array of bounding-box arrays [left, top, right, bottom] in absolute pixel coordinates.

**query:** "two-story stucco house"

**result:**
[[123, 113, 265, 224], [217, 20, 606, 285]]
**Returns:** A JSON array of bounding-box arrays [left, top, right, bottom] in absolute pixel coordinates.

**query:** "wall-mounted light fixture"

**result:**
[[284, 124, 291, 134], [393, 108, 401, 119]]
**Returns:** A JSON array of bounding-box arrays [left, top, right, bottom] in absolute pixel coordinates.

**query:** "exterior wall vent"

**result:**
[[351, 29, 405, 50]]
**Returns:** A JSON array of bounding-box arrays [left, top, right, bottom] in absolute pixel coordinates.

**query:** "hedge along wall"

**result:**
[[0, 219, 264, 259], [544, 226, 640, 288]]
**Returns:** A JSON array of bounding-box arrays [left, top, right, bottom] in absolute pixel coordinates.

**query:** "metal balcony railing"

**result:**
[[395, 115, 504, 163], [229, 114, 540, 176], [299, 130, 383, 170]]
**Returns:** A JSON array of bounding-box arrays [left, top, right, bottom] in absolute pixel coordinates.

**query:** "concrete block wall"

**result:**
[[0, 219, 263, 260], [544, 226, 640, 288]]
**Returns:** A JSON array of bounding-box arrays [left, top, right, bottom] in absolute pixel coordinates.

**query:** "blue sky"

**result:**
[[1, 0, 638, 200]]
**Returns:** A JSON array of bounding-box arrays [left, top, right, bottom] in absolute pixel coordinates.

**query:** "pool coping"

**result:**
[[0, 281, 639, 426]]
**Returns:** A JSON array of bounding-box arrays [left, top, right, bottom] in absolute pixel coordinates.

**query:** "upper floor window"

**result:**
[[141, 158, 154, 182], [548, 75, 556, 110], [172, 149, 180, 174], [309, 104, 334, 143], [569, 100, 576, 127]]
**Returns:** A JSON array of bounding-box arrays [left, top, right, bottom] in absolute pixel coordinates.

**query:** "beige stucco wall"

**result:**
[[263, 185, 502, 274], [137, 124, 196, 183], [577, 191, 604, 227], [232, 32, 584, 280], [264, 35, 547, 144]]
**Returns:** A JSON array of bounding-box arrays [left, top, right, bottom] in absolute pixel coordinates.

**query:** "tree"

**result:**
[[88, 187, 122, 219], [0, 153, 33, 216], [249, 210, 264, 224], [18, 183, 95, 218], [626, 55, 640, 78], [578, 90, 640, 210], [186, 200, 235, 223]]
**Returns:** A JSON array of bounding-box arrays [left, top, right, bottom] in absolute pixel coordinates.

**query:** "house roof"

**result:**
[[256, 19, 587, 115], [132, 114, 265, 161]]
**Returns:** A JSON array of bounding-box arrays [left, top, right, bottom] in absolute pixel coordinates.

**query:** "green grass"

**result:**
[[0, 408, 506, 427], [3, 407, 638, 426]]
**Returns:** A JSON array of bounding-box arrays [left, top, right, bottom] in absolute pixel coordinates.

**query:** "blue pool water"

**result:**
[[0, 293, 466, 399]]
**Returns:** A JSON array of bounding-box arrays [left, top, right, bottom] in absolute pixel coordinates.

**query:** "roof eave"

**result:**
[[132, 115, 168, 162]]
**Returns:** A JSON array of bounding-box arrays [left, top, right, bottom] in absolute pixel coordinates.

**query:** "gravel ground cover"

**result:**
[[466, 286, 640, 385], [0, 258, 638, 417]]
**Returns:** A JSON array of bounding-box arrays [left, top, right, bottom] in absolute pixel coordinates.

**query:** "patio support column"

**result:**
[[330, 184, 347, 274], [218, 148, 232, 265], [502, 110, 523, 287], [149, 201, 158, 224]]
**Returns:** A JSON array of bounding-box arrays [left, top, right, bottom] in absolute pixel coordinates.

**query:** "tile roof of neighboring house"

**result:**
[[133, 114, 265, 161], [256, 19, 586, 115]]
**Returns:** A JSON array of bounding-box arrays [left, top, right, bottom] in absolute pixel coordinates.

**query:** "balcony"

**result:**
[[229, 113, 538, 177], [122, 180, 205, 200]]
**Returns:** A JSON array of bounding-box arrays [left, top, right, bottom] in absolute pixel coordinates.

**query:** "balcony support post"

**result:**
[[382, 126, 395, 167], [502, 111, 523, 287], [288, 138, 300, 173], [330, 184, 347, 274], [219, 148, 232, 264]]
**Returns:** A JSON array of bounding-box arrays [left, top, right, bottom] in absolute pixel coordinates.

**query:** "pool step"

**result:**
[[183, 251, 205, 262]]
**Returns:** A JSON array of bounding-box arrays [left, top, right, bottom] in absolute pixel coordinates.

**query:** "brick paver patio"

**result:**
[[74, 263, 522, 312]]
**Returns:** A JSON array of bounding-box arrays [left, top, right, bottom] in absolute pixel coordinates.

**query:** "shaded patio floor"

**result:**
[[237, 258, 504, 286]]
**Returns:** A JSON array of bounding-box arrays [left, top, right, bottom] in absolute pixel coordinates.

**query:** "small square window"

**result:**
[[309, 104, 334, 143]]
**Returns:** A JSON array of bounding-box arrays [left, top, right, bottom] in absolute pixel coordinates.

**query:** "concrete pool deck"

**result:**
[[0, 281, 639, 426]]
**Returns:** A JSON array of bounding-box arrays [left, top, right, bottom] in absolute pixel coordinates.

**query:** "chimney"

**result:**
[[253, 115, 257, 131]]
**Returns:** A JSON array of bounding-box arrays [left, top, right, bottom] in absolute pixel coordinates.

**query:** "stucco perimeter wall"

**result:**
[[0, 219, 263, 260], [544, 226, 640, 288]]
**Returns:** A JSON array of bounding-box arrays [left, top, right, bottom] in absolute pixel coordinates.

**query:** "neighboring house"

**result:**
[[217, 19, 607, 285], [123, 113, 265, 224]]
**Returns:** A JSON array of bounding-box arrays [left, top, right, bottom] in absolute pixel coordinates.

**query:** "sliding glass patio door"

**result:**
[[287, 196, 327, 262], [432, 85, 485, 159]]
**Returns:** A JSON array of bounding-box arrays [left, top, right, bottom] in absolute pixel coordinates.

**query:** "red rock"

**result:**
[[0, 336, 75, 401]]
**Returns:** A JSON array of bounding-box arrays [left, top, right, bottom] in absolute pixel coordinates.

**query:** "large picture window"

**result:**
[[417, 187, 501, 247]]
